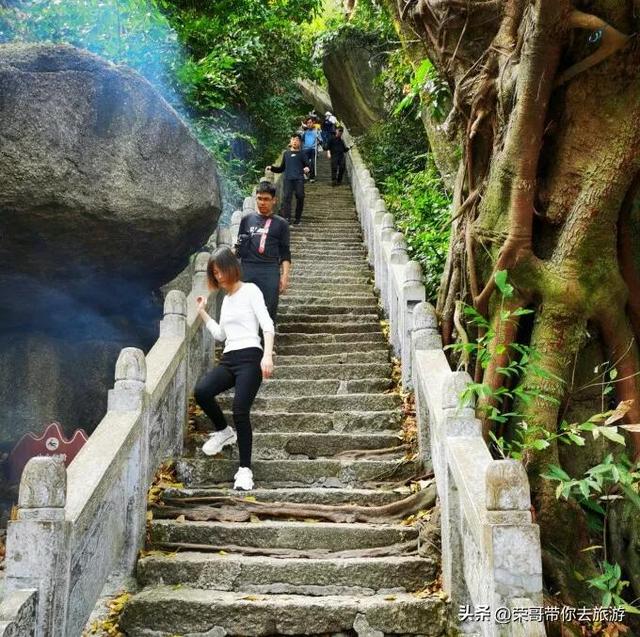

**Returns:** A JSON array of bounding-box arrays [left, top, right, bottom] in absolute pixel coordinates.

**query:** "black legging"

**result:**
[[282, 178, 305, 222], [194, 347, 263, 468]]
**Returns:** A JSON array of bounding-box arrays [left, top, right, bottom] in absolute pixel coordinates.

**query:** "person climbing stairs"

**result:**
[[119, 154, 449, 636]]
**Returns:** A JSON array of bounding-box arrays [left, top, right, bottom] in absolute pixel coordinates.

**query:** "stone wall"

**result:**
[[310, 81, 547, 635], [0, 249, 220, 636]]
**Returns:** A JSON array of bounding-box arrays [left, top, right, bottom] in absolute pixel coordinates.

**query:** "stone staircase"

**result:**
[[119, 156, 449, 636]]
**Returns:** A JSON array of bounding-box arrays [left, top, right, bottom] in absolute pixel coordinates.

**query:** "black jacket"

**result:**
[[270, 150, 311, 180], [327, 136, 350, 159], [239, 212, 291, 265]]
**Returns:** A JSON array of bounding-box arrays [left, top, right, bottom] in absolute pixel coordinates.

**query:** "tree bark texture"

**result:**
[[383, 0, 640, 605]]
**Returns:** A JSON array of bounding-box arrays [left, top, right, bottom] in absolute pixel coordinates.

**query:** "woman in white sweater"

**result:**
[[194, 247, 275, 491]]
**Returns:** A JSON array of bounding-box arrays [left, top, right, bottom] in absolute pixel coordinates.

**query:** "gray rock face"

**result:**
[[0, 42, 221, 288], [322, 43, 386, 135], [0, 43, 221, 449]]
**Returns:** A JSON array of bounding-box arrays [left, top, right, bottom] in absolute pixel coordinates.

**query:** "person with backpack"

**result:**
[[267, 133, 311, 225], [236, 181, 291, 324], [326, 126, 351, 186], [321, 111, 337, 147], [194, 246, 275, 491], [300, 117, 321, 182]]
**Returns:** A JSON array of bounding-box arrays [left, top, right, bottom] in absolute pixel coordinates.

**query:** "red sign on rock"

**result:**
[[8, 422, 88, 483]]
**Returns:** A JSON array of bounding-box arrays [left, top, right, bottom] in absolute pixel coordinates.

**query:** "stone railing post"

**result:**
[[411, 302, 443, 463], [242, 195, 255, 216], [192, 252, 210, 298], [375, 213, 394, 300], [230, 210, 243, 244], [388, 233, 409, 353], [160, 290, 187, 339], [5, 457, 69, 636], [216, 225, 233, 250], [400, 261, 426, 388], [485, 460, 543, 632], [107, 347, 146, 413], [439, 374, 481, 633], [106, 348, 150, 571], [411, 301, 441, 355]]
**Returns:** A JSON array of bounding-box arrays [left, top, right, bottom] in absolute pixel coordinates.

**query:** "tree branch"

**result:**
[[556, 10, 631, 86]]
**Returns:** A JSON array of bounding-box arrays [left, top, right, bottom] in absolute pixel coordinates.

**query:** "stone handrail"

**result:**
[[330, 90, 546, 634], [1, 243, 225, 636]]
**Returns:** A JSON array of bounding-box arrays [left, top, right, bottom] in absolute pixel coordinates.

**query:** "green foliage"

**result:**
[[449, 274, 561, 454], [311, 0, 394, 62], [0, 0, 183, 96], [393, 57, 450, 122], [585, 561, 639, 612], [381, 164, 450, 301]]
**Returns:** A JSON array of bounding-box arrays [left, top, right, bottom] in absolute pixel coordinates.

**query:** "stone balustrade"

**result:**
[[333, 87, 546, 635], [1, 250, 219, 636]]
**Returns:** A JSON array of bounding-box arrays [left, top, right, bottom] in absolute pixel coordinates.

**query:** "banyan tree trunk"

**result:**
[[381, 0, 640, 604]]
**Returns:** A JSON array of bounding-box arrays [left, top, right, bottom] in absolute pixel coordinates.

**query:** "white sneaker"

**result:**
[[233, 467, 254, 491], [202, 426, 237, 456]]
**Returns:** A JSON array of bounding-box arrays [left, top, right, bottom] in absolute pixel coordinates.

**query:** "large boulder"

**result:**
[[0, 43, 221, 290], [0, 43, 221, 450], [322, 42, 386, 135]]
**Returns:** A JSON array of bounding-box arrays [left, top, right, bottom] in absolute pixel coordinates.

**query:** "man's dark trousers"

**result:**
[[331, 155, 346, 185], [302, 147, 316, 180], [282, 178, 305, 222]]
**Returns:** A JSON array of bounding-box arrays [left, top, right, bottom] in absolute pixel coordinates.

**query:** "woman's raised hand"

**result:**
[[196, 295, 207, 312], [261, 354, 274, 379]]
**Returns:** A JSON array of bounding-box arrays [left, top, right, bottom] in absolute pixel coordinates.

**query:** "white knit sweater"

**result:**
[[205, 283, 275, 353]]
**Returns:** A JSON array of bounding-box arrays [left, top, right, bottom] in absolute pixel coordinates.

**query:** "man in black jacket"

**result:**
[[267, 134, 310, 225], [238, 181, 291, 323], [326, 126, 350, 186]]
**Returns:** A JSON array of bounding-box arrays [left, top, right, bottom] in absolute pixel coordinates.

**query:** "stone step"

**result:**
[[189, 432, 402, 460], [279, 305, 379, 317], [275, 331, 386, 345], [290, 251, 367, 260], [280, 296, 376, 307], [272, 362, 391, 380], [160, 486, 408, 507], [289, 240, 364, 248], [288, 275, 371, 284], [217, 392, 398, 413], [120, 588, 448, 637], [279, 307, 379, 319], [176, 456, 419, 487], [276, 351, 389, 366], [286, 283, 373, 294], [136, 553, 437, 595], [277, 318, 381, 332], [225, 377, 392, 397], [149, 520, 418, 551], [216, 409, 401, 433], [275, 342, 388, 357]]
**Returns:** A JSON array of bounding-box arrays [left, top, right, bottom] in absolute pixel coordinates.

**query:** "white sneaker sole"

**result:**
[[233, 480, 254, 491], [202, 431, 237, 456]]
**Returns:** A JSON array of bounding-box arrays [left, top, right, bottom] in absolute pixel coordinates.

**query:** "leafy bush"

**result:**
[[382, 165, 450, 300]]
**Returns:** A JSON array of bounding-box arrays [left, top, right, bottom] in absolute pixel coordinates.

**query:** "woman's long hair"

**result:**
[[206, 246, 241, 291]]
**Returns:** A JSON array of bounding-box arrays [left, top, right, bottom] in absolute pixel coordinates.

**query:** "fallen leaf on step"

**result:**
[[384, 595, 397, 601], [241, 595, 262, 601], [243, 496, 257, 502], [218, 550, 228, 556], [249, 514, 261, 523], [175, 515, 186, 523]]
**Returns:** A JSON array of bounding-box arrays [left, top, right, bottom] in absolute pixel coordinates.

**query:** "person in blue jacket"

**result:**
[[300, 117, 321, 182]]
